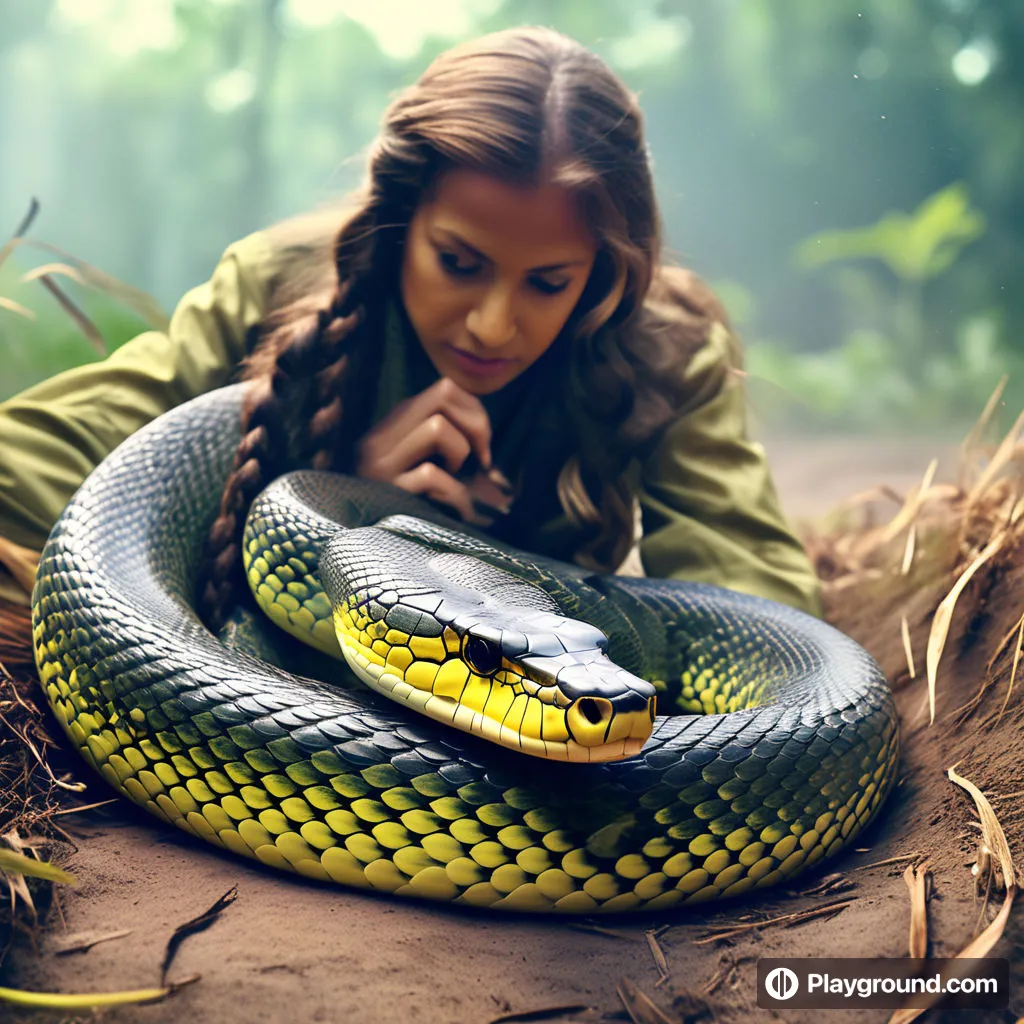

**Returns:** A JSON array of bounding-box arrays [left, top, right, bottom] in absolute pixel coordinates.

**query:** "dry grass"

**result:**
[[0, 201, 157, 974], [885, 766, 1016, 1024], [0, 640, 87, 968], [804, 391, 1024, 732], [801, 385, 1024, 1021]]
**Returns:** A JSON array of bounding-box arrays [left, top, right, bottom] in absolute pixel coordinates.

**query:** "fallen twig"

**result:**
[[567, 923, 643, 942], [617, 977, 679, 1024], [850, 853, 921, 872], [645, 928, 670, 987], [54, 928, 133, 956], [903, 861, 931, 958], [160, 886, 238, 986], [926, 531, 1008, 724], [995, 612, 1024, 723], [487, 1004, 590, 1023], [693, 897, 855, 945], [900, 616, 916, 679]]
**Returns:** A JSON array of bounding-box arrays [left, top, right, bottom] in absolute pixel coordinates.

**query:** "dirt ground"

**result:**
[[3, 431, 1023, 1024]]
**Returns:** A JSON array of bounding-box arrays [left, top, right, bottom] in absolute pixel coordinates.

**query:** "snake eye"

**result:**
[[463, 635, 502, 677]]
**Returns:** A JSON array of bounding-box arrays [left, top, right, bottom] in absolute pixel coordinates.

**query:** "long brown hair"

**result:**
[[198, 25, 729, 628]]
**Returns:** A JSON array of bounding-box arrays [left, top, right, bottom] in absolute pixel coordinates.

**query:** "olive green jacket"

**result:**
[[0, 231, 821, 615]]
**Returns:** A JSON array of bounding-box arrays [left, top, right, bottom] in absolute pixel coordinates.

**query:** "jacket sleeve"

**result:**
[[0, 230, 276, 561], [637, 322, 823, 616]]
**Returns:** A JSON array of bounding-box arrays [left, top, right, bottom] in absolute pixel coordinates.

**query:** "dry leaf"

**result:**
[[880, 458, 939, 545], [948, 767, 1016, 891], [996, 613, 1024, 723], [925, 531, 1007, 723], [900, 525, 917, 575], [900, 616, 916, 679], [0, 296, 35, 319], [646, 929, 670, 985], [963, 408, 1024, 521], [959, 375, 1008, 468], [1011, 494, 1024, 525], [886, 769, 1015, 1024], [20, 262, 87, 286]]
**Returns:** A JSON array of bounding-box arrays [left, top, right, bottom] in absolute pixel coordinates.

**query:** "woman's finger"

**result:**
[[368, 377, 492, 470], [364, 412, 473, 480], [392, 462, 491, 525]]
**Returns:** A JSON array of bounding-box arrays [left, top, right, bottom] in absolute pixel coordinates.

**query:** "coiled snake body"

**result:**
[[32, 385, 899, 913]]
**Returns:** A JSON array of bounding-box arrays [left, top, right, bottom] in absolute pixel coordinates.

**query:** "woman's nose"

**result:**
[[466, 287, 517, 349]]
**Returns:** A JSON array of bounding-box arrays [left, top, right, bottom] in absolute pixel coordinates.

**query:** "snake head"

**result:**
[[319, 529, 657, 762], [335, 596, 656, 761], [319, 528, 657, 761]]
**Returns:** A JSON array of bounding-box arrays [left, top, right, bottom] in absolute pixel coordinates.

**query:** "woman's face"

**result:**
[[401, 168, 598, 395]]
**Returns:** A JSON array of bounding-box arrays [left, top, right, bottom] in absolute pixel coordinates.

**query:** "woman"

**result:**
[[0, 26, 820, 632]]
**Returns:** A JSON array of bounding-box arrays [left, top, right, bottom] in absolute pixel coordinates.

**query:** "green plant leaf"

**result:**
[[0, 985, 170, 1009], [794, 183, 984, 282], [905, 183, 985, 280], [795, 211, 912, 276], [0, 849, 78, 886]]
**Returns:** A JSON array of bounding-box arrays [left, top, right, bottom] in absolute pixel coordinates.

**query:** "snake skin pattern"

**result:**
[[32, 385, 900, 913]]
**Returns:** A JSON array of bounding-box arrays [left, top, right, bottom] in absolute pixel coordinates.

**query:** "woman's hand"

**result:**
[[355, 377, 511, 524]]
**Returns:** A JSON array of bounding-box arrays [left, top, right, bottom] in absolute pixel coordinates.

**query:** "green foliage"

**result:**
[[746, 321, 1021, 434], [0, 0, 1020, 433], [795, 183, 985, 283], [736, 182, 1017, 433]]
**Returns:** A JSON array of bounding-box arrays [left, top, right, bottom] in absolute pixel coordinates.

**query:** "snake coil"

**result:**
[[32, 385, 899, 913]]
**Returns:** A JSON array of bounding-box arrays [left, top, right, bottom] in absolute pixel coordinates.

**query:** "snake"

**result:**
[[31, 384, 899, 913]]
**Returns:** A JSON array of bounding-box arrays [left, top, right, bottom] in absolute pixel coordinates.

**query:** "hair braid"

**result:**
[[197, 285, 364, 631], [305, 296, 364, 471], [198, 369, 291, 631]]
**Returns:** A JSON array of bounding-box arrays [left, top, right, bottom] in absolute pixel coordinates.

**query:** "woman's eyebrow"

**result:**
[[434, 228, 589, 272]]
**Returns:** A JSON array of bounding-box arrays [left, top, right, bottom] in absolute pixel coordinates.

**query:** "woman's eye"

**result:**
[[438, 251, 480, 277], [530, 277, 569, 296]]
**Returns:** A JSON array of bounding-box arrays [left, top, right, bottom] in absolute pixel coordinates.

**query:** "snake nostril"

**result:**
[[577, 697, 610, 726]]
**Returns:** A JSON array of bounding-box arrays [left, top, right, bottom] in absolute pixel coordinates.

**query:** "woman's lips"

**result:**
[[446, 345, 514, 379]]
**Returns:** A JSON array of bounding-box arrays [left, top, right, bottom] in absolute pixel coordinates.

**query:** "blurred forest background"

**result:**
[[1, 0, 1021, 433]]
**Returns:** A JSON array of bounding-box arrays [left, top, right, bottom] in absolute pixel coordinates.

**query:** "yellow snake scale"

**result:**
[[32, 385, 899, 914]]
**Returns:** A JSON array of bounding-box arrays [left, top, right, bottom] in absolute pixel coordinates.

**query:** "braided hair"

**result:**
[[198, 285, 362, 628]]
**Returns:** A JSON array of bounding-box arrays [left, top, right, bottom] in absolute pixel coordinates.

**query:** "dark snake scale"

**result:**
[[31, 385, 899, 913]]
